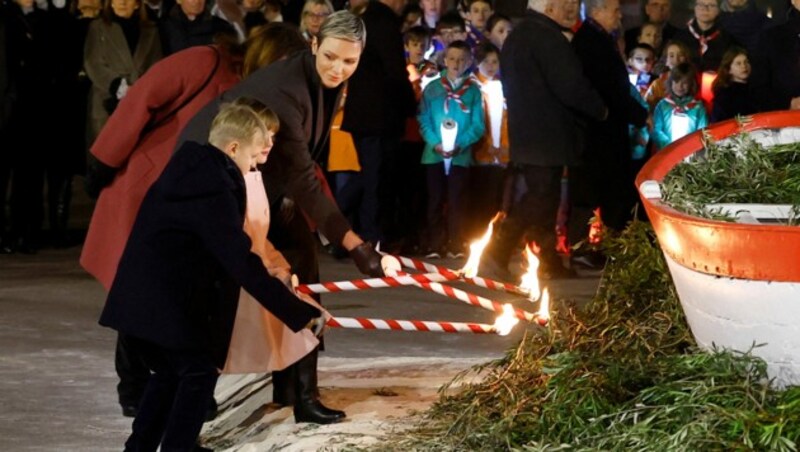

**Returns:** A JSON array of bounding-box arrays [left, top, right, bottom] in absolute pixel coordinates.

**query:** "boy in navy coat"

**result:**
[[100, 98, 321, 451]]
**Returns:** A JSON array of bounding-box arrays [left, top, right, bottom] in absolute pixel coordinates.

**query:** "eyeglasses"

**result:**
[[633, 56, 654, 62], [695, 3, 719, 9]]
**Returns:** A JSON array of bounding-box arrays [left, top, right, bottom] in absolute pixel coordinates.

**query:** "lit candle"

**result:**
[[483, 80, 504, 150]]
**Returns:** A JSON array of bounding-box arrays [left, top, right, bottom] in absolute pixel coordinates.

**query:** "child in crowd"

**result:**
[[710, 47, 756, 122], [405, 25, 438, 92], [401, 26, 437, 253], [646, 40, 689, 110], [636, 22, 663, 54], [652, 63, 708, 150], [401, 2, 423, 33], [420, 0, 441, 29], [468, 42, 509, 237], [432, 11, 467, 69], [418, 41, 485, 259], [485, 13, 512, 49], [464, 0, 493, 48], [100, 98, 321, 451], [627, 43, 657, 97]]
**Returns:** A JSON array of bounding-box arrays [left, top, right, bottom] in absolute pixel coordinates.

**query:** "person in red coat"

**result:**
[[80, 24, 308, 418]]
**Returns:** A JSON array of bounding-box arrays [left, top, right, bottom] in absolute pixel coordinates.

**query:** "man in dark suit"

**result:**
[[101, 99, 321, 451], [751, 0, 800, 112], [485, 0, 607, 281], [572, 0, 648, 236], [179, 11, 383, 424], [340, 0, 416, 245]]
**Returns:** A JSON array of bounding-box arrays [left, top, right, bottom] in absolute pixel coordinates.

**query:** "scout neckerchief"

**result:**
[[664, 94, 699, 114], [465, 22, 485, 47], [441, 72, 474, 114], [687, 19, 720, 55]]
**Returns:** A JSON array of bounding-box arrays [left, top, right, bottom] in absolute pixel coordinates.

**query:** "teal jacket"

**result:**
[[652, 95, 708, 150], [417, 70, 485, 167]]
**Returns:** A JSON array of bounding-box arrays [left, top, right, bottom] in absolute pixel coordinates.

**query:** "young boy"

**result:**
[[464, 0, 493, 48], [627, 43, 657, 97], [100, 98, 321, 451], [432, 11, 468, 69], [405, 25, 438, 93], [418, 41, 485, 258]]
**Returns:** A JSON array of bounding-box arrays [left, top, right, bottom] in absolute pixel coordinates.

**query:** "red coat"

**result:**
[[80, 45, 240, 290]]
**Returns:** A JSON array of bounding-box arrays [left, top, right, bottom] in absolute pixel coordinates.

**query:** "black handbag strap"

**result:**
[[145, 45, 221, 133]]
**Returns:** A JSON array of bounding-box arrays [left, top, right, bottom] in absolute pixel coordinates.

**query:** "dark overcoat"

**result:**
[[341, 0, 416, 137], [100, 141, 318, 367], [179, 50, 351, 246], [501, 10, 606, 167], [751, 13, 800, 111]]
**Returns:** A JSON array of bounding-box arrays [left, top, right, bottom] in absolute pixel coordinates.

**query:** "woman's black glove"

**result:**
[[84, 155, 118, 199], [349, 242, 385, 277]]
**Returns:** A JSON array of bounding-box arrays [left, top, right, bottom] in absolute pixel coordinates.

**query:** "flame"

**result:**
[[493, 303, 519, 336], [588, 208, 603, 245], [537, 288, 550, 326], [519, 242, 541, 301], [460, 212, 503, 278]]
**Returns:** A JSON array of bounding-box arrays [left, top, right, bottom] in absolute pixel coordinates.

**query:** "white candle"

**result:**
[[484, 80, 504, 149], [671, 113, 691, 143], [441, 119, 458, 175]]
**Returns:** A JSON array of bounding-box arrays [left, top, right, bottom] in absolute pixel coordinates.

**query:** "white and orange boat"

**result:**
[[637, 111, 800, 387]]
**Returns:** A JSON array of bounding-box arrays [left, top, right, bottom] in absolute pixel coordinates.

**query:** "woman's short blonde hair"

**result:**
[[209, 97, 279, 148], [318, 10, 366, 49]]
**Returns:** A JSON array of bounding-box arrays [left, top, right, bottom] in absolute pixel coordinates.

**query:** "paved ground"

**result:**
[[0, 238, 599, 451]]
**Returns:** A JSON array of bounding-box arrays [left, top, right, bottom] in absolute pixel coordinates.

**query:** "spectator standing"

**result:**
[[710, 46, 755, 121], [572, 0, 648, 234], [645, 39, 689, 109], [418, 40, 485, 258], [84, 0, 162, 145], [652, 62, 708, 149], [674, 0, 737, 71], [485, 0, 606, 281], [159, 0, 237, 55], [340, 0, 416, 246], [3, 0, 53, 253], [299, 0, 333, 42], [750, 0, 800, 112], [718, 0, 770, 55], [485, 12, 512, 49], [420, 0, 441, 29], [464, 0, 493, 48], [624, 0, 678, 54]]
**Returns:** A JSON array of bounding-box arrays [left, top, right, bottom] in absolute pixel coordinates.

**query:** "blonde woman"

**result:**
[[299, 0, 333, 42]]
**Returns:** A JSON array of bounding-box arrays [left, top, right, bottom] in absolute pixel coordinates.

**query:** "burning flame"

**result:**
[[460, 212, 503, 278], [493, 303, 519, 336], [519, 242, 541, 301], [537, 288, 550, 326], [588, 208, 603, 245]]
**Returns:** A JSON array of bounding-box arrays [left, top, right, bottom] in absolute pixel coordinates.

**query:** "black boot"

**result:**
[[293, 347, 345, 424], [271, 367, 295, 406]]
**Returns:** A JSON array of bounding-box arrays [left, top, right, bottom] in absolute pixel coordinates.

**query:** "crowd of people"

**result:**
[[3, 0, 800, 448]]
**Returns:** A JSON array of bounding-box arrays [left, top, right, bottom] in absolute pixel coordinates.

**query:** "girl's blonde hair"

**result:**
[[209, 97, 279, 148]]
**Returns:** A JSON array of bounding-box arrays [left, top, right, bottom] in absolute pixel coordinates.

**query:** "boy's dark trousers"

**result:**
[[425, 162, 468, 252], [123, 336, 218, 452]]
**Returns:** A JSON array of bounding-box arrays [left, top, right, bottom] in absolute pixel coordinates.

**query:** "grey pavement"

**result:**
[[0, 242, 598, 451]]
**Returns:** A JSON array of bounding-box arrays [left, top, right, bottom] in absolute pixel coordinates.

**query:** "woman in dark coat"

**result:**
[[84, 0, 162, 144], [179, 10, 385, 425], [3, 0, 52, 253]]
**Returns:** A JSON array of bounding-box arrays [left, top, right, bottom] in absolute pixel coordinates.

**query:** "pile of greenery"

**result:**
[[661, 130, 800, 224], [395, 222, 800, 451]]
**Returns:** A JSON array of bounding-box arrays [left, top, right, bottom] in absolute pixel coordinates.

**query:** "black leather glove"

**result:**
[[84, 155, 118, 199], [349, 241, 384, 277]]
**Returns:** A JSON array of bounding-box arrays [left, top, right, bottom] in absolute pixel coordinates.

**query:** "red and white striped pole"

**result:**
[[326, 317, 497, 334], [391, 255, 530, 297]]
